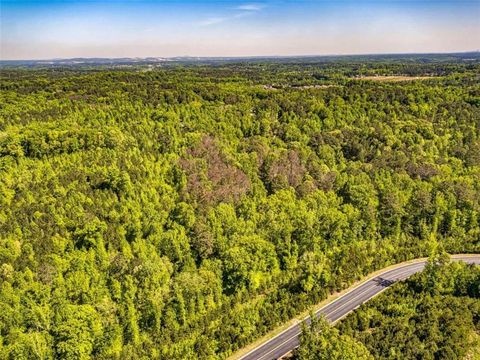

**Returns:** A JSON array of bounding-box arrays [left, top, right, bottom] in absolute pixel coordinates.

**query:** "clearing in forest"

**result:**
[[356, 75, 436, 82]]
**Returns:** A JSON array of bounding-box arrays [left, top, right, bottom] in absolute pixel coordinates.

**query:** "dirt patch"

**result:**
[[354, 75, 436, 82]]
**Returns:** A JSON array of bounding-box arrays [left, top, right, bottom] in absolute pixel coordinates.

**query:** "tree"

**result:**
[[295, 315, 373, 360]]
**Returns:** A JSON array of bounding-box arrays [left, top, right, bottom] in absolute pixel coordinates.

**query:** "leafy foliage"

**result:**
[[295, 315, 373, 360], [0, 58, 479, 358]]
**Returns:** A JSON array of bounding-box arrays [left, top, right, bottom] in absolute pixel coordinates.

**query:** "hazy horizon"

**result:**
[[1, 0, 480, 61], [3, 50, 480, 62]]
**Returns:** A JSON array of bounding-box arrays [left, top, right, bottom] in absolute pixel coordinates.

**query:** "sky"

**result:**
[[1, 0, 479, 60]]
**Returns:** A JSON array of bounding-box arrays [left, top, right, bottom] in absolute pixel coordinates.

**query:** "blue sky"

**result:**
[[1, 0, 479, 59]]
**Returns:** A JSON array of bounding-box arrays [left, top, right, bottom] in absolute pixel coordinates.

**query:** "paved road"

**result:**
[[238, 255, 480, 360]]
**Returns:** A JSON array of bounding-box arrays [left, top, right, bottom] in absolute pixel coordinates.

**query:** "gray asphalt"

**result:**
[[238, 255, 480, 360]]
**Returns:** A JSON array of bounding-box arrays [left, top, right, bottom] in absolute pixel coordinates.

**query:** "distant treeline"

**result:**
[[1, 51, 479, 68]]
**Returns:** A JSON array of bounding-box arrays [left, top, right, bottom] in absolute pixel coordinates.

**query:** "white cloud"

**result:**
[[236, 3, 265, 11], [199, 3, 265, 27], [199, 17, 228, 26]]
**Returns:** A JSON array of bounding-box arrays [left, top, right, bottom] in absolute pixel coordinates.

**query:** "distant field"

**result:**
[[356, 75, 436, 82]]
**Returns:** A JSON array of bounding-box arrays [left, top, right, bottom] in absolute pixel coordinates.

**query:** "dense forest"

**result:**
[[295, 258, 480, 359], [1, 57, 479, 359]]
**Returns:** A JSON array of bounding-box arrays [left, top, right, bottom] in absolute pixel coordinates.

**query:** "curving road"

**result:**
[[237, 255, 480, 360]]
